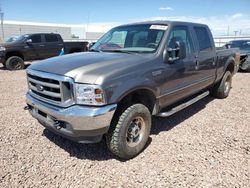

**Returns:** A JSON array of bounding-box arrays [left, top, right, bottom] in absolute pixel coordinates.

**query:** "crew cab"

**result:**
[[25, 21, 239, 159], [0, 33, 88, 70]]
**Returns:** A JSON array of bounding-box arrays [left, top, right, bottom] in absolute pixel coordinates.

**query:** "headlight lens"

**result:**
[[0, 46, 6, 51], [74, 84, 106, 106]]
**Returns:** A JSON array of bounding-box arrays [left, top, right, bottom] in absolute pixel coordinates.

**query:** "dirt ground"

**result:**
[[0, 63, 249, 187]]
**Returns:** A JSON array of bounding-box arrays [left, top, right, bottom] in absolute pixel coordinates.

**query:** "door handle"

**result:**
[[58, 43, 63, 46], [195, 60, 199, 70], [39, 45, 45, 47]]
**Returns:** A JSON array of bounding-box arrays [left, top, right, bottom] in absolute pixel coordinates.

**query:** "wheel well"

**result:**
[[226, 61, 235, 74], [117, 89, 156, 114], [6, 51, 24, 60]]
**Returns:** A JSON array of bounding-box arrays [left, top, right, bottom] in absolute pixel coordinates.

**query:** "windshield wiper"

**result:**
[[105, 49, 135, 54]]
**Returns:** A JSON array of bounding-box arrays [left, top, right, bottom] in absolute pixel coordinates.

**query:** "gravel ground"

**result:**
[[0, 63, 249, 187]]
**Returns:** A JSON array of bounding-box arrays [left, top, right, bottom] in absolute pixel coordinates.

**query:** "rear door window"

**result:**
[[194, 27, 212, 51], [45, 34, 59, 43]]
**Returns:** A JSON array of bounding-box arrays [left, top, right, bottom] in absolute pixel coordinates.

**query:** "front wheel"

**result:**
[[5, 56, 24, 70], [106, 104, 151, 160], [211, 71, 232, 99]]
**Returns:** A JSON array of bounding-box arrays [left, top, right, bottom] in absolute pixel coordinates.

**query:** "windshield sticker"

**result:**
[[150, 25, 168, 30]]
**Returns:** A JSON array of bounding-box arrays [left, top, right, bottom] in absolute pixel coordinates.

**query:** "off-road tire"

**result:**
[[211, 71, 232, 99], [5, 56, 24, 70], [239, 56, 250, 72], [106, 104, 151, 160]]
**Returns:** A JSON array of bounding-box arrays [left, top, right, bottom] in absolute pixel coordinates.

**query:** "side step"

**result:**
[[157, 91, 210, 117]]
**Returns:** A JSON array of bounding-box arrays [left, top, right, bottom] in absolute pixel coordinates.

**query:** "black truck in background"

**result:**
[[223, 40, 250, 72], [0, 33, 88, 70]]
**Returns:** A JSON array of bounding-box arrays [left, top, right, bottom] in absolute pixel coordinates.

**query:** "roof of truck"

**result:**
[[117, 20, 208, 28]]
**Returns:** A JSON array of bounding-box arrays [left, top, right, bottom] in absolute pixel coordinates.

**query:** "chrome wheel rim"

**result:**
[[10, 59, 22, 69], [126, 116, 145, 147]]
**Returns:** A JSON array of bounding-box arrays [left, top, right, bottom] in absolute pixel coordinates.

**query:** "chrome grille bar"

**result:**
[[29, 84, 61, 98], [28, 77, 60, 89]]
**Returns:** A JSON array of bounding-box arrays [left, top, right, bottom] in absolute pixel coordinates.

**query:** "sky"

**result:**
[[1, 0, 250, 35]]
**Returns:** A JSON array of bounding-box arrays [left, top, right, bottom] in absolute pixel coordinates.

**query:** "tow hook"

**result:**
[[24, 106, 31, 111], [53, 120, 64, 130]]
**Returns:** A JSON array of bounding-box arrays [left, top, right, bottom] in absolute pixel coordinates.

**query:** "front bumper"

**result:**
[[0, 51, 6, 64], [26, 93, 117, 143]]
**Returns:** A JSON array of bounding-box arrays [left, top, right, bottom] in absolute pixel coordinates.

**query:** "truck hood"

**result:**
[[0, 42, 24, 48], [28, 52, 153, 84]]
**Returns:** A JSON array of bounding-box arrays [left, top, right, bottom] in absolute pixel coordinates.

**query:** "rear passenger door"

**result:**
[[192, 26, 217, 87], [43, 34, 63, 58]]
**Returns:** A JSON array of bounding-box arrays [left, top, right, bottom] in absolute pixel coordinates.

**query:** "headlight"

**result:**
[[74, 84, 106, 106], [0, 46, 6, 51]]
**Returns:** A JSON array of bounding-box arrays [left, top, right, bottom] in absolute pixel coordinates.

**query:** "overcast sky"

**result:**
[[1, 0, 250, 35]]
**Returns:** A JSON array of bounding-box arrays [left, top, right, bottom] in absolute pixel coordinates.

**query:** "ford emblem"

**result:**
[[36, 84, 44, 91]]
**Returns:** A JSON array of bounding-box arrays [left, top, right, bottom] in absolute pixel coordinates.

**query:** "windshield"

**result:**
[[91, 24, 167, 53], [6, 36, 19, 43], [9, 35, 28, 43], [231, 40, 250, 51]]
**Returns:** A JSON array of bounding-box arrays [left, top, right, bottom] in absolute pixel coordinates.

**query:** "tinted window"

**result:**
[[231, 41, 250, 50], [194, 27, 212, 51], [45, 34, 58, 42], [167, 26, 194, 55], [30, 35, 42, 43]]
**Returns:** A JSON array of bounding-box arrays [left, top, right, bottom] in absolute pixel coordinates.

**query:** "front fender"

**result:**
[[105, 76, 159, 104]]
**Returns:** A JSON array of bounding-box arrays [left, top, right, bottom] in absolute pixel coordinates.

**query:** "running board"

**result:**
[[157, 91, 210, 117]]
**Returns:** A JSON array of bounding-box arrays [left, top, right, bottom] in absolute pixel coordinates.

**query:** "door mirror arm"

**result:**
[[164, 41, 181, 63]]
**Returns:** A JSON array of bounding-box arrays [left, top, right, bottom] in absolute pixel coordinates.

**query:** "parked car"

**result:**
[[224, 40, 250, 72], [25, 21, 239, 159], [0, 33, 89, 70]]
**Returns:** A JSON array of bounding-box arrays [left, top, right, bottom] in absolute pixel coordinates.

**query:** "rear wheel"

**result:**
[[106, 104, 151, 160], [211, 71, 232, 99], [5, 56, 24, 70]]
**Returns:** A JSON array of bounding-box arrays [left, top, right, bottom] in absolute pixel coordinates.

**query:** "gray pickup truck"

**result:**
[[25, 21, 239, 159]]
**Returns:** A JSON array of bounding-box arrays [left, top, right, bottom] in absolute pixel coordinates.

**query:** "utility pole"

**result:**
[[0, 6, 4, 41]]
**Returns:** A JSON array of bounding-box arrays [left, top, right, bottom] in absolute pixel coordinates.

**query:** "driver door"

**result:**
[[159, 26, 198, 107], [25, 34, 44, 60]]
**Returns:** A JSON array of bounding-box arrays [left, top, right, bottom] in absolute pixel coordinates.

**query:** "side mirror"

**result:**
[[164, 41, 186, 63], [26, 39, 32, 43]]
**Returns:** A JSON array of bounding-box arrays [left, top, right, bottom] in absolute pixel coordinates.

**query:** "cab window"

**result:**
[[29, 35, 42, 43], [194, 27, 212, 51], [167, 26, 194, 57]]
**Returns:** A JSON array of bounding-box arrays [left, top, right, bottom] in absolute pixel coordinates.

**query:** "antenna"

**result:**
[[0, 5, 4, 41]]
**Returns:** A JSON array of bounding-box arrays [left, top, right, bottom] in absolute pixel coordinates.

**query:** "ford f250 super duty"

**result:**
[[0, 33, 88, 70], [25, 21, 240, 159]]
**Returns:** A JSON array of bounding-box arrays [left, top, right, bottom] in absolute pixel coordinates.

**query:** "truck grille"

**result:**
[[26, 69, 74, 107]]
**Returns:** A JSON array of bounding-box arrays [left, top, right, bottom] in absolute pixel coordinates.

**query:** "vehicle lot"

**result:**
[[0, 63, 249, 187]]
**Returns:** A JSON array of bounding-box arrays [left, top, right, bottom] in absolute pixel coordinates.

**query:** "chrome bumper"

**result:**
[[26, 93, 117, 143]]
